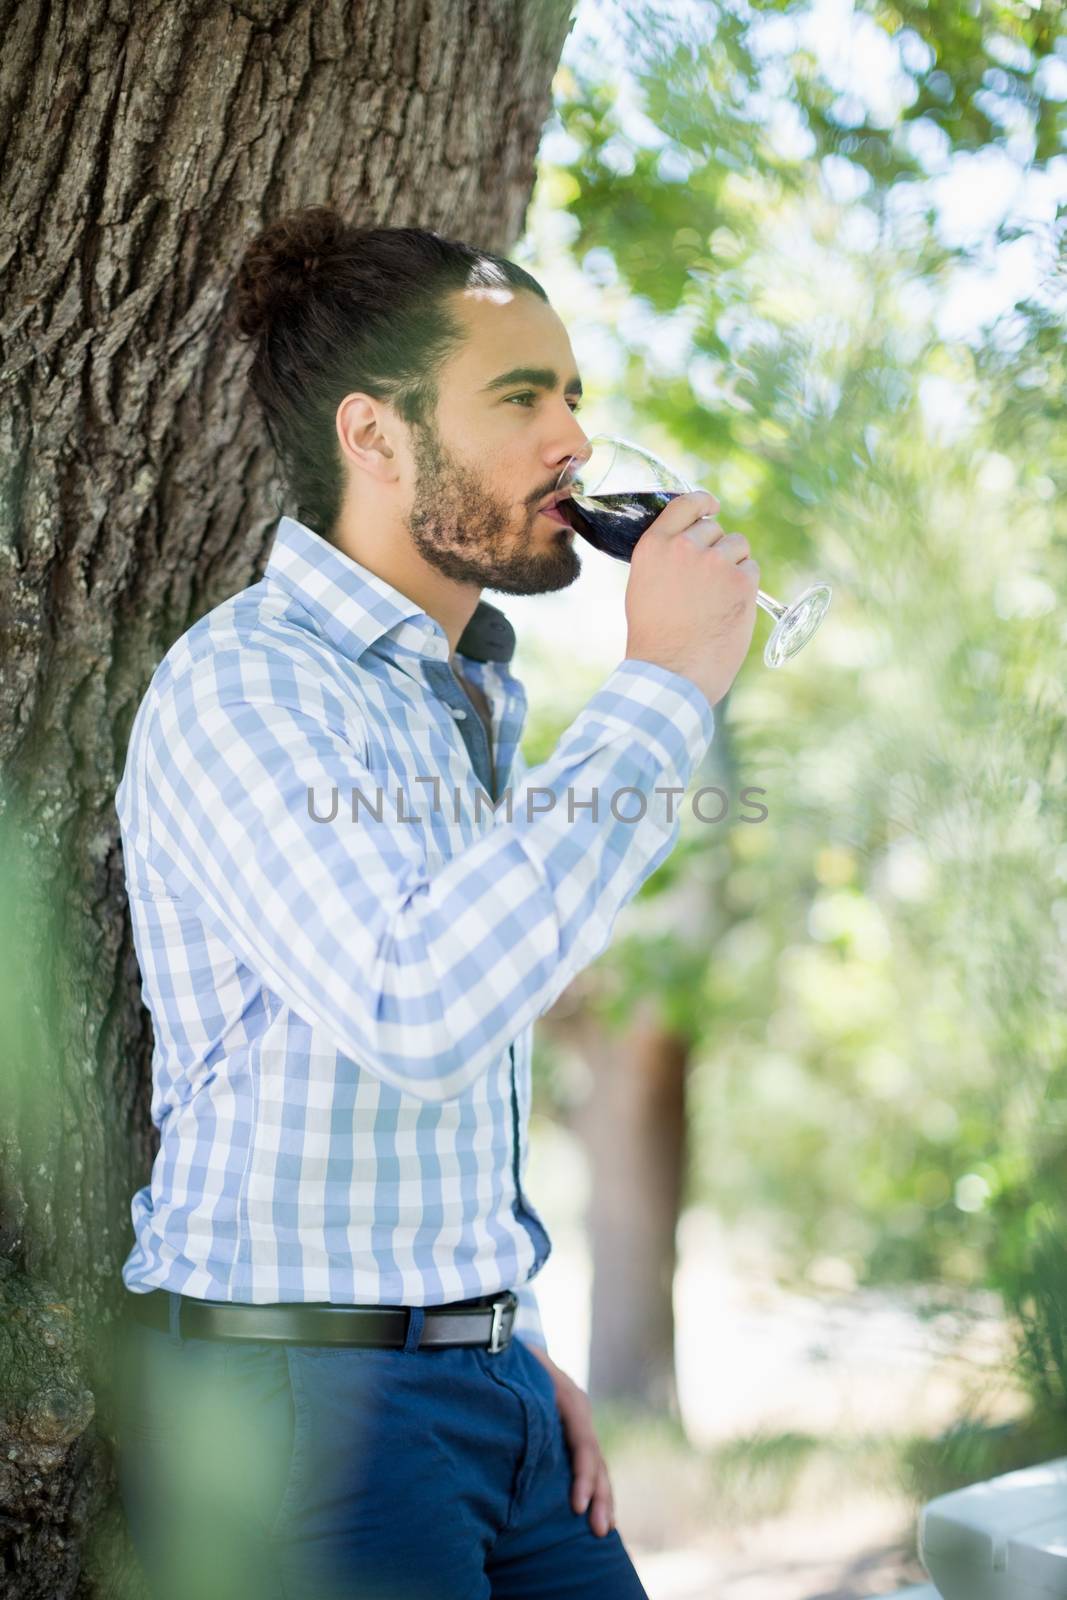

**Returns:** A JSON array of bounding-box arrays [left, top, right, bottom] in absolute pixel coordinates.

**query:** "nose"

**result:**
[[554, 436, 592, 493], [570, 431, 593, 468], [554, 425, 593, 487]]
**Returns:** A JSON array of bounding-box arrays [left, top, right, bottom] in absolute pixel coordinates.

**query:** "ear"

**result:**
[[336, 393, 399, 480]]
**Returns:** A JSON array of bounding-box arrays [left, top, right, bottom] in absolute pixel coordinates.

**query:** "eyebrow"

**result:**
[[479, 366, 584, 398]]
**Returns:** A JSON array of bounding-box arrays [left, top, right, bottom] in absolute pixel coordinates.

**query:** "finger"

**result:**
[[589, 1463, 615, 1537], [570, 1441, 600, 1514], [653, 490, 720, 539], [682, 517, 724, 550], [712, 531, 751, 564]]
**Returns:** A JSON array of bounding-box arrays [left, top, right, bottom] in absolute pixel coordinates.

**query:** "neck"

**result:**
[[333, 505, 481, 659]]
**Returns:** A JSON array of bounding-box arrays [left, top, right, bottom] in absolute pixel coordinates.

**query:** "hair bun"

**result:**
[[230, 205, 352, 341]]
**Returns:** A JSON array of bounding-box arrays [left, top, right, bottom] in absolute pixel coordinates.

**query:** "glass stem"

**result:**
[[756, 589, 787, 622]]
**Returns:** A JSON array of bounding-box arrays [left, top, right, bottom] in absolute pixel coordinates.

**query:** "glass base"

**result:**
[[763, 584, 832, 668]]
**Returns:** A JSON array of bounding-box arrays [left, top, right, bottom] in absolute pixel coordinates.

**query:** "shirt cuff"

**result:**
[[590, 658, 715, 785]]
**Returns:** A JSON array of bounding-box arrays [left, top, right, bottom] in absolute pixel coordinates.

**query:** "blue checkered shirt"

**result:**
[[116, 514, 715, 1348]]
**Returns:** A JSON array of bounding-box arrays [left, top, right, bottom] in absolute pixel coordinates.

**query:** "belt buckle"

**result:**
[[488, 1293, 513, 1355]]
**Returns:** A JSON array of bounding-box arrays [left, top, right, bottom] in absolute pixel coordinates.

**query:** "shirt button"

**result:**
[[449, 706, 467, 719]]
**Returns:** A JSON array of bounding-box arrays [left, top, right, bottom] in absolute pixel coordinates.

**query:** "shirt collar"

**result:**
[[264, 515, 516, 668]]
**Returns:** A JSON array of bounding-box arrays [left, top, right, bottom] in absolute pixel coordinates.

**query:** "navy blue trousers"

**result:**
[[114, 1296, 650, 1599]]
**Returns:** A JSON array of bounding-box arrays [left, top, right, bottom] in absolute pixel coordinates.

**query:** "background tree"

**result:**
[[0, 2, 576, 1593], [520, 0, 1066, 1424]]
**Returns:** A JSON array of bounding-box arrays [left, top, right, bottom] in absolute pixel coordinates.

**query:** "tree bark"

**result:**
[[0, 2, 575, 1592]]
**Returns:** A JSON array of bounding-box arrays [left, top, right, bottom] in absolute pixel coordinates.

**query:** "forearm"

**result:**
[[137, 655, 714, 1104]]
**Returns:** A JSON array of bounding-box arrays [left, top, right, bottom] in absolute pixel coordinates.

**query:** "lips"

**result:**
[[537, 489, 575, 527]]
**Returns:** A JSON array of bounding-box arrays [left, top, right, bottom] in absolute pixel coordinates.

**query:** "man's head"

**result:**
[[231, 207, 590, 599]]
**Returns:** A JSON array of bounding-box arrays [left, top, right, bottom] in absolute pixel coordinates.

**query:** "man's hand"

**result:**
[[524, 1343, 616, 1537]]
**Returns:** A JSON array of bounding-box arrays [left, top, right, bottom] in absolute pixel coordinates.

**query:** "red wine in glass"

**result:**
[[555, 434, 832, 667], [558, 490, 678, 560]]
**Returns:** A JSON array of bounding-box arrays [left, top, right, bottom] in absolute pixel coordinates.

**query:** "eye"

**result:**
[[505, 391, 583, 412]]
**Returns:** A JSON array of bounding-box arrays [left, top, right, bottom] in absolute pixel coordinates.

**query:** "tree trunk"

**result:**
[[0, 2, 575, 1592], [545, 988, 690, 1414], [536, 701, 739, 1415]]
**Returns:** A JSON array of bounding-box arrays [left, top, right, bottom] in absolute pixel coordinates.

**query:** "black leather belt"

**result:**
[[124, 1288, 519, 1353]]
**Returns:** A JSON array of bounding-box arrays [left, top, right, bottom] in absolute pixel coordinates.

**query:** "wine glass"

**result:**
[[553, 434, 832, 668]]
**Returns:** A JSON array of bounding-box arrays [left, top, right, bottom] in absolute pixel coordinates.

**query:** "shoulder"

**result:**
[[135, 581, 370, 751]]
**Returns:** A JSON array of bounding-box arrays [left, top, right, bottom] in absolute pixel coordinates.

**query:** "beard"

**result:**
[[405, 417, 582, 597]]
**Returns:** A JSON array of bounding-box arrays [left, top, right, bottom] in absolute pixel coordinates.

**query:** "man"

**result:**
[[113, 210, 759, 1599]]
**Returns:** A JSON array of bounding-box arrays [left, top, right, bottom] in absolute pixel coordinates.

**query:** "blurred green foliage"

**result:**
[[523, 0, 1067, 1410]]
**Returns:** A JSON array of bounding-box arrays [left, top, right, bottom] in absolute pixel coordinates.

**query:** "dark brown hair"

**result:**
[[227, 205, 549, 540]]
